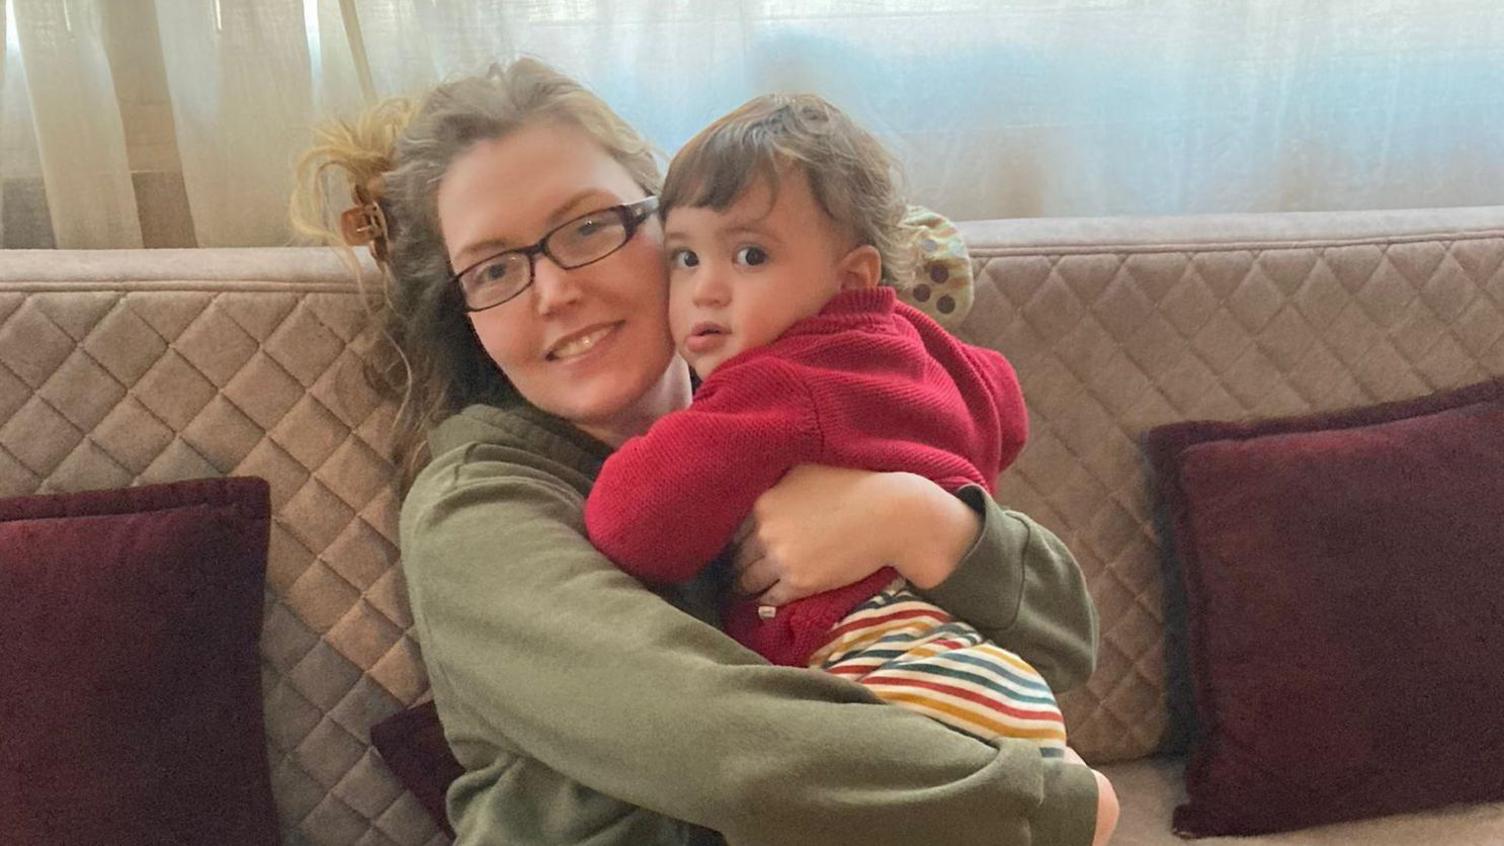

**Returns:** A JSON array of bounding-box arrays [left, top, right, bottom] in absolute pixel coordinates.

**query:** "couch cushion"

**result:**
[[1101, 757, 1504, 846], [0, 249, 440, 845], [1145, 378, 1504, 836], [957, 207, 1504, 761], [5, 209, 1503, 841], [370, 701, 462, 837], [0, 477, 278, 844]]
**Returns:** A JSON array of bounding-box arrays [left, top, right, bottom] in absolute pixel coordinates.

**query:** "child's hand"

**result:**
[[732, 465, 963, 606]]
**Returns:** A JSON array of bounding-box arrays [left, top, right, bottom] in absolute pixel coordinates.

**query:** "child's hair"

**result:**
[[289, 58, 662, 485], [660, 93, 912, 287]]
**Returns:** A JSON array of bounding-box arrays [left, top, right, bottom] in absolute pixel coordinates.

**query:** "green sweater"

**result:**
[[400, 400, 1102, 846]]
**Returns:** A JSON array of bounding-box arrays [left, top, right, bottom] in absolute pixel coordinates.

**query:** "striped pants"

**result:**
[[808, 580, 1068, 757]]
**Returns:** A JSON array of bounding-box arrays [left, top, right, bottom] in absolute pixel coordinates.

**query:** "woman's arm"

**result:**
[[918, 485, 1099, 692], [446, 749, 710, 845], [403, 451, 1100, 846], [733, 468, 1098, 692]]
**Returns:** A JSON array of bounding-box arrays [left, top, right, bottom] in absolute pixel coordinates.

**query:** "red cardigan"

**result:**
[[585, 287, 1028, 666]]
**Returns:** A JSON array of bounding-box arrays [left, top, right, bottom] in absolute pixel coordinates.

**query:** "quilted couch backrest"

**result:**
[[3, 206, 1502, 843], [0, 249, 441, 846], [955, 206, 1504, 761]]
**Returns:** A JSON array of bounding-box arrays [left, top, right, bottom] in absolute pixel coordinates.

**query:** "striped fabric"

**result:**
[[810, 580, 1068, 757]]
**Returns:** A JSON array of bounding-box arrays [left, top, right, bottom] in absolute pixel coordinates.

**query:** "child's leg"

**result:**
[[810, 579, 1068, 757]]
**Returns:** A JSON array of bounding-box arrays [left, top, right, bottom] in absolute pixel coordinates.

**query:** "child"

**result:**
[[585, 93, 1068, 755]]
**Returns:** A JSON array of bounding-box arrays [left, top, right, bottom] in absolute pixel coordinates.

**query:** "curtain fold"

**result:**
[[2, 1, 1501, 248], [1, 0, 7, 245], [342, 0, 437, 99], [1, 0, 58, 249], [11, 0, 139, 247], [1, 0, 10, 245], [307, 0, 369, 120], [153, 0, 316, 246]]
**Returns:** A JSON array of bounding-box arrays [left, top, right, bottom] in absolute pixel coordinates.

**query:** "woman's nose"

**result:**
[[531, 254, 583, 314]]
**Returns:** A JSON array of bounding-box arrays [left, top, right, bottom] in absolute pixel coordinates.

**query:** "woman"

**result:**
[[294, 58, 1117, 846]]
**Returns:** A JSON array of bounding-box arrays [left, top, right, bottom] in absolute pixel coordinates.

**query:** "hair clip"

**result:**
[[339, 177, 391, 265]]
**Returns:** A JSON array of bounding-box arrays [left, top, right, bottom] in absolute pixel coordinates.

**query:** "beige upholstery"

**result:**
[[957, 207, 1504, 762], [1, 249, 438, 846], [959, 207, 1504, 843], [1098, 758, 1504, 846], [3, 205, 1501, 844]]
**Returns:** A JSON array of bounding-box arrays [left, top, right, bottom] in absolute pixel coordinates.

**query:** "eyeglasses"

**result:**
[[452, 195, 660, 312]]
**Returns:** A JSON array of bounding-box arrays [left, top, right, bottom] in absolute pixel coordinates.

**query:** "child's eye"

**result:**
[[735, 245, 769, 266], [670, 248, 700, 269]]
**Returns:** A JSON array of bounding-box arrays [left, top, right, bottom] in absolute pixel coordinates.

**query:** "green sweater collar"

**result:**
[[429, 399, 615, 471]]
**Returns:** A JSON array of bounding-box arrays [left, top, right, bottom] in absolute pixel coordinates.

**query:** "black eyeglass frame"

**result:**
[[452, 195, 661, 312]]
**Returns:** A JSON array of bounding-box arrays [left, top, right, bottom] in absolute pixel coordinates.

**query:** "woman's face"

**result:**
[[436, 121, 690, 445]]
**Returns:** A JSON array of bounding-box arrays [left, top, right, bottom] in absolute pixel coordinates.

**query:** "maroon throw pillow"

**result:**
[[0, 477, 278, 845], [370, 700, 463, 837], [1147, 377, 1504, 838]]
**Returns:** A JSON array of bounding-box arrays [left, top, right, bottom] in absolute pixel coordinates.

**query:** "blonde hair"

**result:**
[[290, 58, 662, 485], [660, 93, 912, 287]]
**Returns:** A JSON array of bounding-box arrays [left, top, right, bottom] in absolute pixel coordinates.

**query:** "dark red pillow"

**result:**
[[0, 477, 278, 845], [1147, 377, 1504, 837], [370, 700, 463, 837]]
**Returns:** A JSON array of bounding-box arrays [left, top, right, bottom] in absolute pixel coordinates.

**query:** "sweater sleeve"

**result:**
[[963, 343, 1030, 469], [585, 359, 820, 583], [403, 452, 1100, 846], [918, 485, 1100, 692]]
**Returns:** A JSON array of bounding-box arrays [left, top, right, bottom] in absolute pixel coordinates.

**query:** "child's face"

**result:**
[[664, 168, 872, 377]]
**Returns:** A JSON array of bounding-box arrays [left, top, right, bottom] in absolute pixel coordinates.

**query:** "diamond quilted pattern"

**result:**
[[267, 302, 347, 387], [225, 349, 308, 431], [47, 438, 134, 492], [336, 750, 409, 830], [181, 394, 267, 471], [0, 359, 29, 424], [960, 218, 1504, 762], [84, 302, 168, 384], [0, 278, 433, 845], [275, 395, 351, 472], [90, 398, 174, 473], [38, 349, 124, 431], [1458, 296, 1504, 356], [327, 599, 409, 676], [140, 437, 221, 484], [372, 792, 448, 846], [0, 298, 73, 386], [368, 635, 429, 705], [3, 395, 83, 471], [135, 350, 219, 430], [0, 448, 38, 491], [5, 223, 1500, 839]]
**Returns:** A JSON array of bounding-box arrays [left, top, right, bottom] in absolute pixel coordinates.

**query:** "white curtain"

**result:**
[[3, 0, 1502, 248], [6, 0, 140, 247]]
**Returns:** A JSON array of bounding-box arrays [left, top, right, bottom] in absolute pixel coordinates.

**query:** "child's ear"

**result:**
[[838, 244, 881, 290]]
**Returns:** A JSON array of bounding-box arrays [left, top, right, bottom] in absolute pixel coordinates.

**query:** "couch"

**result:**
[[3, 205, 1501, 845]]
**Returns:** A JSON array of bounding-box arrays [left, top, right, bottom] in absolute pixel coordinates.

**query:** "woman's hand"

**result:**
[[1061, 748, 1120, 846], [731, 465, 982, 606], [1091, 769, 1120, 846]]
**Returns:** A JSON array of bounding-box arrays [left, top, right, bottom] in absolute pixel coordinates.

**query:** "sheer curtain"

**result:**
[[5, 0, 139, 247], [2, 0, 1501, 248]]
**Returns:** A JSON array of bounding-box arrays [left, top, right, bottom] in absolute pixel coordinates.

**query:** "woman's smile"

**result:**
[[547, 321, 622, 362]]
